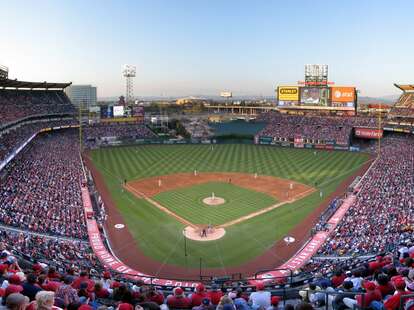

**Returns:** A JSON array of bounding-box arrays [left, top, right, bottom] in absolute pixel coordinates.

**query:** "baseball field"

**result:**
[[86, 144, 370, 278]]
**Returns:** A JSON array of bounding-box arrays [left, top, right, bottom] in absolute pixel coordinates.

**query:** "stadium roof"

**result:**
[[0, 79, 71, 90], [394, 84, 414, 92]]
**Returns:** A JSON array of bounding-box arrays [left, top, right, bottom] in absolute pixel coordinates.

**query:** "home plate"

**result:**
[[114, 224, 125, 229]]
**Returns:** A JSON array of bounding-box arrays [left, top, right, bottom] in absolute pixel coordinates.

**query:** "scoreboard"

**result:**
[[277, 86, 356, 111]]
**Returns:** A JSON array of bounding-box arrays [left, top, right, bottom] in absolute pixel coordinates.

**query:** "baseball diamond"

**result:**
[[86, 144, 370, 278]]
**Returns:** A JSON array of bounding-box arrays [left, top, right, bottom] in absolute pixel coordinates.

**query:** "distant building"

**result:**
[[66, 85, 97, 108]]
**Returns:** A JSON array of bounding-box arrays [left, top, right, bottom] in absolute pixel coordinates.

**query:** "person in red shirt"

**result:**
[[38, 275, 61, 292], [190, 284, 209, 307], [331, 270, 346, 288], [94, 282, 110, 299], [384, 279, 410, 310], [207, 284, 223, 306], [146, 286, 164, 305], [166, 287, 191, 309], [72, 271, 94, 292], [376, 274, 395, 298]]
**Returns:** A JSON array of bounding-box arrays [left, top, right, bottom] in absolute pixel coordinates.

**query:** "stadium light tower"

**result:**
[[123, 65, 136, 105]]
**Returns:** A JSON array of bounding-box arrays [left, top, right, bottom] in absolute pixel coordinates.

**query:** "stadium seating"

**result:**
[[0, 129, 87, 239], [0, 89, 75, 126], [0, 119, 77, 163], [389, 92, 414, 118], [256, 112, 379, 145], [317, 134, 414, 257], [83, 123, 157, 140]]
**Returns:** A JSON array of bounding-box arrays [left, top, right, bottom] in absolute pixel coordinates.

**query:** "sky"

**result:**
[[1, 0, 413, 98]]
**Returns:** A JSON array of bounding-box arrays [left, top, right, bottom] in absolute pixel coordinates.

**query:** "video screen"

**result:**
[[300, 87, 329, 106], [113, 105, 124, 117], [100, 106, 113, 118]]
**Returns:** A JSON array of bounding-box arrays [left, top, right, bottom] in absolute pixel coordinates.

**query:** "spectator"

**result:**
[[5, 293, 30, 310], [56, 276, 80, 307], [190, 284, 208, 307], [207, 284, 223, 306], [166, 287, 191, 309], [249, 283, 270, 309], [21, 274, 42, 301]]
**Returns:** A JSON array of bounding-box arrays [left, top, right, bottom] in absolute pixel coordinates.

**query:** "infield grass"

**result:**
[[89, 144, 369, 270], [153, 182, 277, 225]]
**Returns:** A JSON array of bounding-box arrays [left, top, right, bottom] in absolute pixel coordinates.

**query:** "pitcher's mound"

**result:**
[[202, 197, 225, 206], [183, 226, 226, 241]]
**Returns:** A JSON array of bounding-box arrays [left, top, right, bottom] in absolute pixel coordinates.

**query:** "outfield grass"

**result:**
[[153, 182, 277, 225], [90, 144, 369, 269]]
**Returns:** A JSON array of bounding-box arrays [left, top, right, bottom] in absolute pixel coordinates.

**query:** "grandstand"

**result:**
[[389, 84, 414, 119]]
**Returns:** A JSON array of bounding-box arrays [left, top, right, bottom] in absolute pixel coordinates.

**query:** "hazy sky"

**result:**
[[1, 0, 413, 98]]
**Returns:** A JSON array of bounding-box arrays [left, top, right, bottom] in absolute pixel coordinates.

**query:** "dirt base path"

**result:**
[[126, 172, 313, 202]]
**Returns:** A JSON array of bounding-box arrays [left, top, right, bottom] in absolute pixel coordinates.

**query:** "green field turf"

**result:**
[[89, 144, 369, 270], [153, 182, 277, 225]]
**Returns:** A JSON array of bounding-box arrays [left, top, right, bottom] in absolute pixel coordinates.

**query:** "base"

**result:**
[[183, 226, 226, 241]]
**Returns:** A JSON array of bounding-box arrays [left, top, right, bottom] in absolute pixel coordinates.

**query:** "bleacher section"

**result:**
[[389, 84, 414, 119]]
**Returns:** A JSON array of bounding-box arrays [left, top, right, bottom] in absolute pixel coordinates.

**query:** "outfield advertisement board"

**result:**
[[278, 86, 299, 106], [331, 87, 355, 109], [294, 136, 304, 148], [355, 128, 383, 139], [278, 86, 299, 101]]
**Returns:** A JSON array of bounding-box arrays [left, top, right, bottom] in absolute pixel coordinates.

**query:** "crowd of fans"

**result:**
[[0, 229, 99, 271], [317, 135, 414, 256], [83, 123, 157, 142], [389, 108, 414, 118], [0, 90, 75, 125], [256, 112, 380, 145], [1, 248, 414, 310], [0, 129, 87, 239], [0, 119, 77, 163]]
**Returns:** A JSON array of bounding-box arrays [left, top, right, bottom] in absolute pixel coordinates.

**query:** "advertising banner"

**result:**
[[354, 128, 383, 139], [331, 87, 355, 102], [278, 86, 299, 101], [294, 136, 304, 148]]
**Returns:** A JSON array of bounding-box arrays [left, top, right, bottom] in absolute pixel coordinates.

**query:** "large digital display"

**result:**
[[113, 105, 125, 117], [300, 87, 329, 106], [100, 106, 113, 118], [277, 86, 355, 110]]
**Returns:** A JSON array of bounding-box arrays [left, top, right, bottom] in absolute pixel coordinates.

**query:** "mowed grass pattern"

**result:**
[[90, 144, 369, 270], [91, 144, 366, 186], [153, 182, 277, 225]]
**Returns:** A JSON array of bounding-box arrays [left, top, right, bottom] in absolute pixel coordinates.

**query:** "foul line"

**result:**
[[124, 183, 196, 228], [219, 187, 316, 228]]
